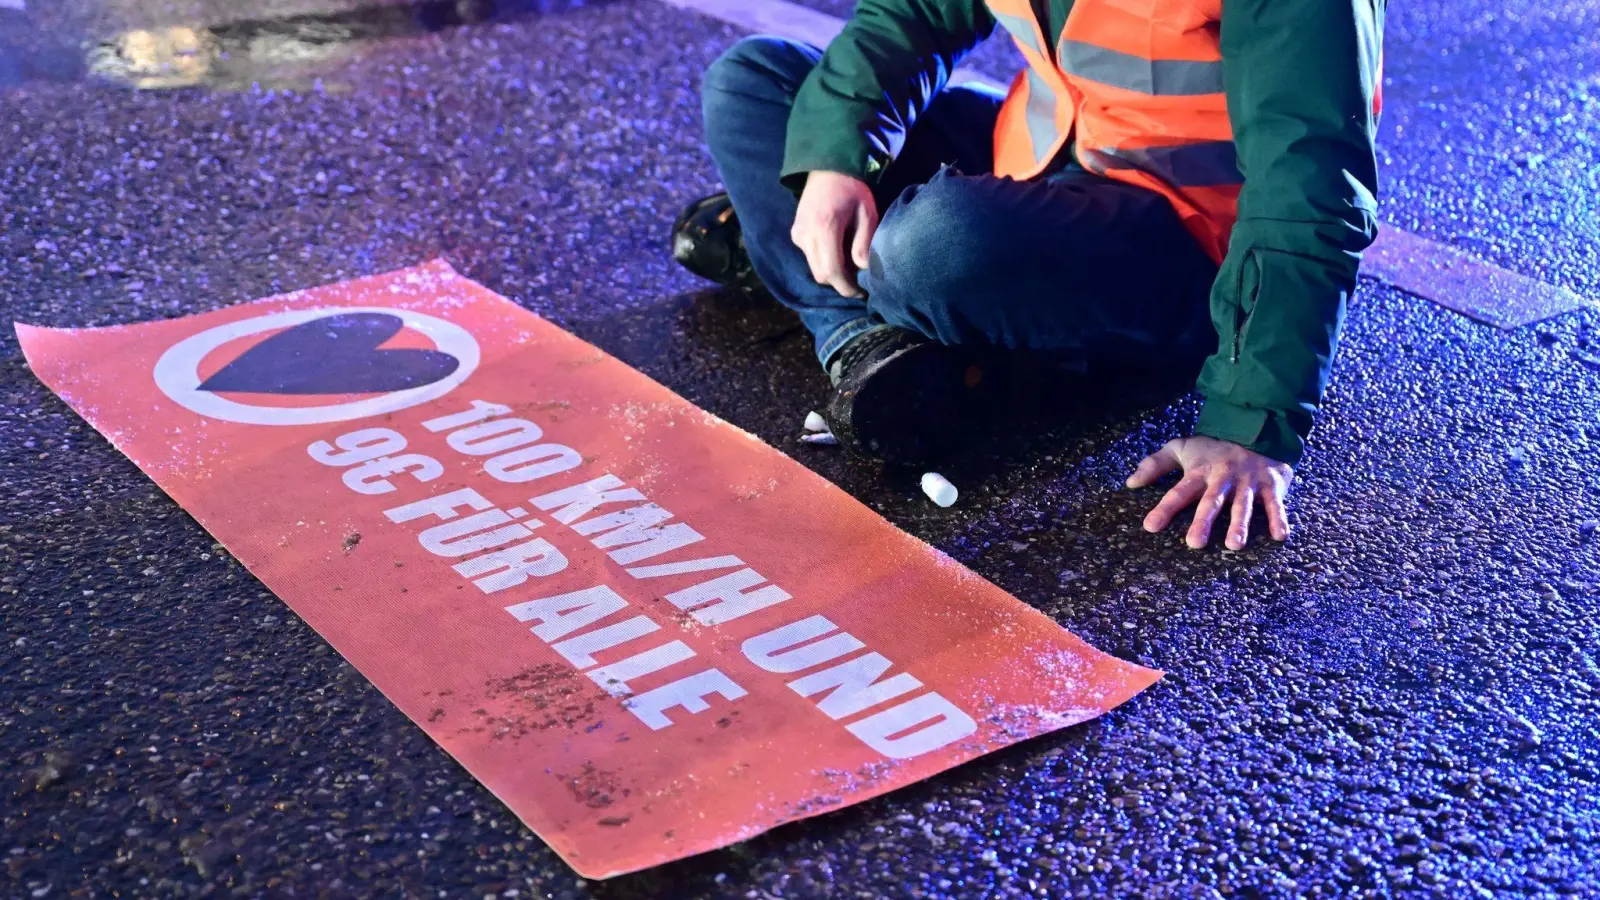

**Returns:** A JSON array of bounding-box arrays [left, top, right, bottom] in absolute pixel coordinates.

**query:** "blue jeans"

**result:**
[[700, 36, 1220, 369]]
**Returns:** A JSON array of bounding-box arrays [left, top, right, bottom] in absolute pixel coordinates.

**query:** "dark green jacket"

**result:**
[[781, 0, 1385, 465]]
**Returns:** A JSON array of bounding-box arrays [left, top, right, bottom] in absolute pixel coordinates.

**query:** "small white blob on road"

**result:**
[[921, 472, 958, 508]]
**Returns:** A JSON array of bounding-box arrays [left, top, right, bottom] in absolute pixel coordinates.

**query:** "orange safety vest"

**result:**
[[989, 0, 1237, 262], [988, 0, 1380, 264]]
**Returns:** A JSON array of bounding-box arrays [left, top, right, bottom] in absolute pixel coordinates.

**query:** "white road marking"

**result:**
[[1365, 227, 1590, 328]]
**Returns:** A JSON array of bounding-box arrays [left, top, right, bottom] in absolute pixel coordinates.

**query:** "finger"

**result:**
[[851, 202, 879, 270], [1260, 477, 1292, 541], [812, 226, 861, 298], [1126, 443, 1181, 488], [793, 224, 829, 286], [1185, 481, 1232, 549], [1225, 483, 1256, 551], [829, 269, 863, 299], [1143, 476, 1206, 534]]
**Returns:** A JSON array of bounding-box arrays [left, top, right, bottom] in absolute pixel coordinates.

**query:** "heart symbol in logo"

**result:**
[[198, 312, 460, 395]]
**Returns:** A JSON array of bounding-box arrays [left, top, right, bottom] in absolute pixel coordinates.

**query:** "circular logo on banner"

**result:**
[[153, 307, 480, 425]]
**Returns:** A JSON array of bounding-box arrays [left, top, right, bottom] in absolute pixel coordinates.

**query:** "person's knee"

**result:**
[[701, 36, 816, 116], [866, 173, 996, 340]]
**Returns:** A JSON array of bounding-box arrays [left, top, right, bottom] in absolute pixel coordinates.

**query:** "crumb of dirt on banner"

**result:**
[[800, 432, 838, 446], [921, 472, 958, 507], [804, 410, 828, 432]]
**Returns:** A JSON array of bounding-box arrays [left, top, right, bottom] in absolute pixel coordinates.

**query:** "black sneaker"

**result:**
[[821, 326, 987, 464], [671, 192, 770, 297]]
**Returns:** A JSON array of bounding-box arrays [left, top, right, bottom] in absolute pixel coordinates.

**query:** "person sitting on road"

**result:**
[[671, 0, 1384, 549]]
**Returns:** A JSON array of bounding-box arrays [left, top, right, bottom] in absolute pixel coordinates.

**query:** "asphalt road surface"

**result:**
[[2, 0, 1598, 897]]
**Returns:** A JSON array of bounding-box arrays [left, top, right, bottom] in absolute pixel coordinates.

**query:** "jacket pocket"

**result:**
[[1231, 249, 1262, 363]]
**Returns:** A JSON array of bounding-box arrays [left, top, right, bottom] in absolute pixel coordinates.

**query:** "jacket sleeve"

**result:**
[[779, 0, 996, 188], [1193, 0, 1385, 466]]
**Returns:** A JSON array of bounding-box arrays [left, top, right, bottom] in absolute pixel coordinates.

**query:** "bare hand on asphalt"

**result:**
[[1127, 435, 1294, 550]]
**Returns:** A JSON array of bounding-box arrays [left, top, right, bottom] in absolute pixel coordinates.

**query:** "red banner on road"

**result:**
[[17, 260, 1159, 877]]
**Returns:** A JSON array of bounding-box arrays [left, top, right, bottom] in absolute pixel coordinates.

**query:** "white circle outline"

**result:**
[[152, 306, 480, 425]]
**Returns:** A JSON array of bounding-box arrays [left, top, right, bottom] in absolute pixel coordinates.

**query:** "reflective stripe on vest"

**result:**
[[991, 9, 1046, 57], [1059, 40, 1225, 96], [1022, 69, 1059, 165], [1079, 142, 1243, 188]]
